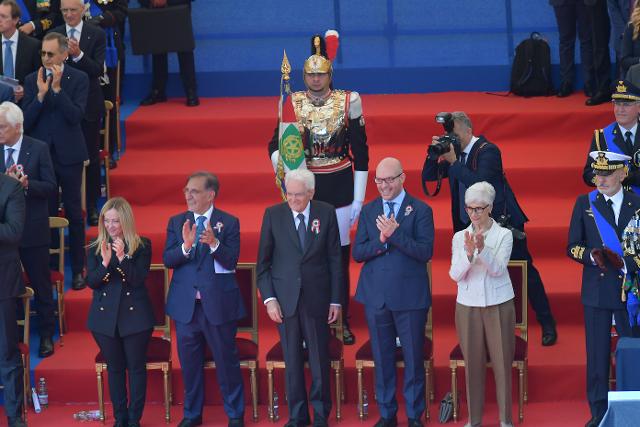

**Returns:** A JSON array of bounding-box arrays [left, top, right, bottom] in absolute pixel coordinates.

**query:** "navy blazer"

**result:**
[[86, 237, 155, 337], [22, 64, 89, 165], [0, 174, 25, 300], [256, 200, 343, 318], [52, 22, 106, 120], [163, 207, 246, 326], [422, 135, 528, 232], [353, 192, 433, 311], [0, 136, 56, 248], [0, 32, 41, 84], [567, 191, 640, 309]]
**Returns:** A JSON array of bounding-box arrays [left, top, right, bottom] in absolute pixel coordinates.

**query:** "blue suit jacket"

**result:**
[[163, 207, 246, 325], [22, 65, 89, 166], [0, 136, 56, 248], [567, 191, 640, 309], [353, 192, 434, 311]]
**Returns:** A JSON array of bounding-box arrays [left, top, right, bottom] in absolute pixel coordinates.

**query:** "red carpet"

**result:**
[[32, 92, 611, 424]]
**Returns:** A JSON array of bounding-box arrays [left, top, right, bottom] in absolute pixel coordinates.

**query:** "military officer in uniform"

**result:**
[[583, 80, 640, 190], [568, 150, 640, 427], [268, 33, 368, 344], [17, 0, 62, 39]]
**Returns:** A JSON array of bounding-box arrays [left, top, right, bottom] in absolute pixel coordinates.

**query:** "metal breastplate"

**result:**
[[292, 90, 349, 169]]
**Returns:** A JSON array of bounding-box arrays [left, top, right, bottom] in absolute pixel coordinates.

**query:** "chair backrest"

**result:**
[[236, 262, 258, 344], [49, 216, 69, 274], [18, 287, 34, 344], [508, 260, 528, 341], [147, 264, 170, 340], [426, 261, 433, 341]]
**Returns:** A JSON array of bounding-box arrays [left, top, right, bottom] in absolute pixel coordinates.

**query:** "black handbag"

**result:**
[[438, 392, 454, 423]]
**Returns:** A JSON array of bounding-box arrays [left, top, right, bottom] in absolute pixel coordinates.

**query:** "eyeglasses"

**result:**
[[612, 100, 639, 107], [40, 50, 56, 58], [60, 8, 82, 14], [374, 172, 404, 185], [465, 205, 489, 215]]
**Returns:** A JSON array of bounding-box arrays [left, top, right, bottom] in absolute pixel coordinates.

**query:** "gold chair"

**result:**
[[96, 264, 172, 423], [204, 263, 259, 421], [355, 262, 434, 421], [449, 260, 528, 423], [100, 100, 114, 199], [265, 309, 345, 421], [49, 216, 69, 343]]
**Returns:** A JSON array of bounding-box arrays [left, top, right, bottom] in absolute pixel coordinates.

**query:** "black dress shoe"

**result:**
[[140, 89, 167, 106], [542, 319, 558, 346], [343, 326, 355, 345], [88, 209, 99, 227], [71, 273, 86, 290], [556, 83, 573, 98], [585, 91, 612, 106], [312, 417, 328, 427], [113, 421, 127, 427], [228, 418, 244, 427], [177, 417, 203, 427], [8, 418, 26, 427], [585, 415, 603, 427], [38, 336, 54, 358], [186, 89, 200, 107], [373, 416, 398, 427], [407, 418, 423, 427], [127, 422, 141, 427]]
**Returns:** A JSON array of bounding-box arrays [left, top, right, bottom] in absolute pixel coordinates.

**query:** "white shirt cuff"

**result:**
[[263, 297, 277, 305]]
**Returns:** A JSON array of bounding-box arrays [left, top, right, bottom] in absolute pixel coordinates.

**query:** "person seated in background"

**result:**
[[449, 181, 515, 427], [86, 197, 154, 427], [22, 31, 88, 291], [0, 101, 56, 358], [52, 0, 106, 226]]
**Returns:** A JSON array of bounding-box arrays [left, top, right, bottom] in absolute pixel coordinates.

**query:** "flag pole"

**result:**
[[275, 50, 291, 200]]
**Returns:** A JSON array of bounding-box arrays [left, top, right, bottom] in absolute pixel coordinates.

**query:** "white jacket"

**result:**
[[449, 220, 514, 307]]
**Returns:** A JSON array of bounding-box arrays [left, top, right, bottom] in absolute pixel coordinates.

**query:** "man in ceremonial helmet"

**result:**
[[268, 31, 369, 345]]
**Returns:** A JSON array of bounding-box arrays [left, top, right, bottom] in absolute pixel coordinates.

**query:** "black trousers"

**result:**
[[552, 1, 594, 90], [151, 51, 197, 94], [340, 245, 351, 327], [0, 297, 23, 420], [92, 328, 152, 423], [48, 160, 85, 275], [82, 118, 101, 214], [585, 0, 612, 93], [510, 232, 554, 326], [19, 246, 55, 337], [277, 297, 331, 424]]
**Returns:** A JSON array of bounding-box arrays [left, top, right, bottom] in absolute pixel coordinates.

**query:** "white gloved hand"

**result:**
[[350, 200, 363, 226]]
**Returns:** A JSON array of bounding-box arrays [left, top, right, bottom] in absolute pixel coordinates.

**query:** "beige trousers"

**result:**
[[455, 300, 515, 425]]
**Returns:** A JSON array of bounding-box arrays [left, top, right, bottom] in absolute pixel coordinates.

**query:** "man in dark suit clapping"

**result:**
[[257, 168, 343, 427], [0, 101, 56, 358], [0, 170, 26, 427], [22, 31, 89, 291], [163, 171, 245, 427], [353, 157, 434, 427]]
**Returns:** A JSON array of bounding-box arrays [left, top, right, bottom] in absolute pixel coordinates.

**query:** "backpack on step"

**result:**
[[510, 32, 554, 97]]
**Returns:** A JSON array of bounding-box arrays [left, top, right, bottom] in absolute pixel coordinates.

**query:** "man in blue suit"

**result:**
[[353, 157, 434, 427], [0, 101, 56, 358], [163, 171, 245, 427], [22, 31, 88, 291], [422, 111, 558, 346]]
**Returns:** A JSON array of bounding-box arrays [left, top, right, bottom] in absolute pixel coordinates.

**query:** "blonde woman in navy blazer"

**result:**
[[86, 197, 154, 427], [449, 182, 515, 427]]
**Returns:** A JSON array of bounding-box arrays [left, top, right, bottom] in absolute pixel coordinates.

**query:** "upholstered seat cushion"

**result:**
[[18, 342, 29, 356], [95, 336, 170, 363], [355, 338, 433, 361], [449, 336, 527, 361], [205, 337, 258, 362], [50, 271, 64, 284], [266, 335, 342, 362]]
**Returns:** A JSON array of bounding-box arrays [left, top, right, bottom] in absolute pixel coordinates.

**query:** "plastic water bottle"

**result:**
[[37, 378, 48, 408], [362, 389, 369, 417], [73, 410, 102, 421], [272, 391, 280, 421]]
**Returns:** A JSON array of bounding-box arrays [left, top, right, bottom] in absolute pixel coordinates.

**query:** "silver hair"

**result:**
[[452, 111, 473, 131], [0, 101, 23, 133], [285, 168, 315, 191], [465, 181, 495, 206]]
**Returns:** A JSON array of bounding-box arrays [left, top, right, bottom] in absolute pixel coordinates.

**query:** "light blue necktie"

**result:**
[[194, 216, 206, 255], [3, 40, 14, 79], [5, 147, 15, 168], [68, 28, 77, 40]]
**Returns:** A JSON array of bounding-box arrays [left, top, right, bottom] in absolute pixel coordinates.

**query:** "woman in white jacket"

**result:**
[[449, 181, 515, 427]]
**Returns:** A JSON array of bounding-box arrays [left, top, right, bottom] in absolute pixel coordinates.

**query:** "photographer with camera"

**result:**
[[421, 111, 558, 346]]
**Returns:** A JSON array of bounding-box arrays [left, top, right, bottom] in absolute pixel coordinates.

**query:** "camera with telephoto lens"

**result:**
[[428, 112, 461, 158], [496, 214, 526, 240]]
